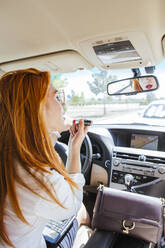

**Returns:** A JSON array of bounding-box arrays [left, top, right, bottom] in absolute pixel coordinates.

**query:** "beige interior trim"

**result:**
[[0, 0, 165, 69], [90, 163, 108, 186], [0, 50, 92, 74]]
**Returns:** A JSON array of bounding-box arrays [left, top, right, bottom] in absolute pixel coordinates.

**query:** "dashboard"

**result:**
[[58, 124, 165, 198], [88, 124, 165, 198], [110, 126, 165, 152]]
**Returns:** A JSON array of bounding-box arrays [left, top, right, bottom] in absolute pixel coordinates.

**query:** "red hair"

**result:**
[[133, 78, 143, 92], [0, 68, 78, 247]]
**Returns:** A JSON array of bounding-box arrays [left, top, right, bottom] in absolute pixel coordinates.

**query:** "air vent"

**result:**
[[113, 151, 165, 165], [145, 156, 165, 165], [113, 151, 139, 161]]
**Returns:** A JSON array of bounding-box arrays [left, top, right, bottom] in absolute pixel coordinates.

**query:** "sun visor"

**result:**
[[78, 32, 155, 70], [0, 50, 92, 74]]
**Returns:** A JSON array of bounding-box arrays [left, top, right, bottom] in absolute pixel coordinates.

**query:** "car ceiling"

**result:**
[[1, 0, 165, 72]]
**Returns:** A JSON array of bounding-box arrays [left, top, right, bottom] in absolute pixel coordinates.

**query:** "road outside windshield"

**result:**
[[51, 60, 165, 126]]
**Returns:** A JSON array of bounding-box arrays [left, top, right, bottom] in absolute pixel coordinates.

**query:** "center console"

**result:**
[[110, 146, 165, 190]]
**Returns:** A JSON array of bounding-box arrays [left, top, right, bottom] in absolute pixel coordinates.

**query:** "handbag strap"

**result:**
[[160, 198, 165, 237]]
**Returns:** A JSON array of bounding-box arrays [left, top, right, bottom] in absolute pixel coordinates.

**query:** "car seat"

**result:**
[[84, 230, 155, 248]]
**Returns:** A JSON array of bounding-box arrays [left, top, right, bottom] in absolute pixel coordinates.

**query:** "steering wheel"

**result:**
[[54, 131, 93, 176]]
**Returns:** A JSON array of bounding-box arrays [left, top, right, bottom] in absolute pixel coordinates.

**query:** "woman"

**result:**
[[0, 68, 89, 247]]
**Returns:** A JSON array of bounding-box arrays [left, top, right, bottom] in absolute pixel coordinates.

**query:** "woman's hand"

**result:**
[[69, 119, 89, 152], [66, 120, 89, 173]]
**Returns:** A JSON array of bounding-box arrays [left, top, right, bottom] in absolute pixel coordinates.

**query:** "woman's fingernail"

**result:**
[[75, 123, 78, 131], [73, 120, 76, 124]]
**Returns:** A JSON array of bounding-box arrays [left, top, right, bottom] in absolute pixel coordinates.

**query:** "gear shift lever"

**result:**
[[124, 174, 134, 192]]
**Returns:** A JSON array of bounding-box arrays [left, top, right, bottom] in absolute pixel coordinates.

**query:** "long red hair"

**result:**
[[133, 78, 143, 92], [0, 68, 78, 247]]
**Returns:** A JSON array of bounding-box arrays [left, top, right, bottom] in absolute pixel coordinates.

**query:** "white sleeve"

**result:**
[[34, 170, 85, 220]]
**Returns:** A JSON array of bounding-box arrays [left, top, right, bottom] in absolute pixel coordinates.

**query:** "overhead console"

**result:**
[[78, 31, 155, 70]]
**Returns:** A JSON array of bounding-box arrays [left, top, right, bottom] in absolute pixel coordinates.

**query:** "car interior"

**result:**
[[1, 0, 165, 247]]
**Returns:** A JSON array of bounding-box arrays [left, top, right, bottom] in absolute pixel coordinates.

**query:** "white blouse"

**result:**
[[1, 168, 85, 248]]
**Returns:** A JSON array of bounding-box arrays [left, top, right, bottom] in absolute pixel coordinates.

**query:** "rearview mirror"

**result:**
[[107, 75, 159, 96]]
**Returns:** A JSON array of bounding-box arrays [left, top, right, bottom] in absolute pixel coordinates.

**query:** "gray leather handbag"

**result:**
[[92, 186, 164, 245]]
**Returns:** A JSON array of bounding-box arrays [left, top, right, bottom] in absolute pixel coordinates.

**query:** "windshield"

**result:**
[[51, 60, 165, 126], [143, 104, 165, 118]]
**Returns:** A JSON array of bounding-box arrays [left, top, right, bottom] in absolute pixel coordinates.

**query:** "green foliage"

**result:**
[[87, 69, 117, 96], [68, 90, 85, 105], [51, 74, 68, 90], [87, 69, 117, 114]]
